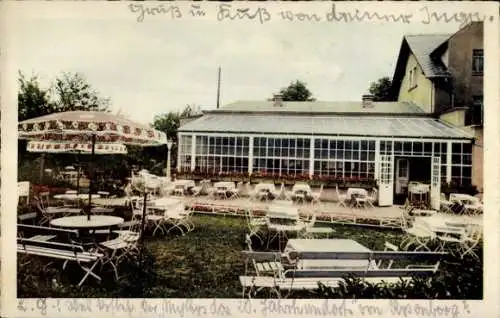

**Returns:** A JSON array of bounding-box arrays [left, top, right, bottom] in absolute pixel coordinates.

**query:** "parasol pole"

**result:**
[[75, 154, 81, 208], [138, 189, 148, 267], [87, 134, 96, 221]]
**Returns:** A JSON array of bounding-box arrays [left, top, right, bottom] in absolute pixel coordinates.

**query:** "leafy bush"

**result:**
[[313, 255, 482, 299], [441, 182, 479, 196]]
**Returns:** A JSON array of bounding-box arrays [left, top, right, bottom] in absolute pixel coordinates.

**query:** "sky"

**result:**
[[5, 2, 481, 125]]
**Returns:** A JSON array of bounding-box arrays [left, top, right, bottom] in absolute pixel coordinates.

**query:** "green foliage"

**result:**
[[441, 182, 478, 196], [279, 80, 315, 102], [368, 76, 394, 101], [52, 72, 110, 112], [18, 71, 109, 122], [152, 112, 180, 141], [18, 72, 55, 121]]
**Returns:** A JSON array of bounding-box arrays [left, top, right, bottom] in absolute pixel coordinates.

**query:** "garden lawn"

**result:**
[[18, 214, 482, 299]]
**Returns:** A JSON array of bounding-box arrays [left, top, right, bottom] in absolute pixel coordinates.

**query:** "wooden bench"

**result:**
[[17, 237, 104, 287], [18, 212, 37, 224], [240, 250, 447, 298], [18, 224, 79, 243]]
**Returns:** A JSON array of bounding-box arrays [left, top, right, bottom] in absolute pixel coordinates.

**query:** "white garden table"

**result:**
[[449, 193, 477, 204], [449, 193, 482, 214], [346, 188, 367, 198], [410, 209, 437, 217], [53, 193, 101, 201], [213, 181, 235, 189], [267, 203, 299, 220], [151, 197, 184, 209], [174, 179, 195, 189], [284, 239, 372, 269], [50, 215, 124, 229], [92, 197, 128, 207], [292, 183, 311, 194], [414, 214, 482, 234]]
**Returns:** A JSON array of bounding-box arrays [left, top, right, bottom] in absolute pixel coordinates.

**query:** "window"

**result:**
[[472, 49, 483, 75], [193, 135, 250, 173], [313, 138, 375, 179], [408, 66, 418, 90], [472, 96, 483, 125]]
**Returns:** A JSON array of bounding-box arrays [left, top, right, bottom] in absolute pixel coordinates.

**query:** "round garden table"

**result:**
[[50, 215, 124, 229], [53, 194, 101, 201]]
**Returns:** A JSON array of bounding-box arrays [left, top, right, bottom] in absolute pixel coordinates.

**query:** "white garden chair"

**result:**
[[310, 184, 323, 205], [440, 193, 454, 214], [376, 241, 399, 269], [399, 211, 435, 251], [459, 224, 482, 260], [244, 209, 266, 245], [298, 211, 335, 239], [166, 204, 193, 235], [366, 188, 377, 208], [245, 234, 283, 278], [335, 185, 348, 208]]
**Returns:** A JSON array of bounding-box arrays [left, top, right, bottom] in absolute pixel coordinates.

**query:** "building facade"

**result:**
[[177, 22, 482, 206], [390, 22, 483, 191], [178, 97, 474, 207]]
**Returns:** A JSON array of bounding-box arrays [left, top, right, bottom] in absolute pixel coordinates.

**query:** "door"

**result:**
[[430, 156, 441, 210], [395, 158, 409, 195], [378, 155, 394, 206]]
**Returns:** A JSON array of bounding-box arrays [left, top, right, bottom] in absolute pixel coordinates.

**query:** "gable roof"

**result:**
[[405, 34, 451, 77], [206, 100, 426, 115], [390, 34, 452, 98], [179, 114, 473, 140]]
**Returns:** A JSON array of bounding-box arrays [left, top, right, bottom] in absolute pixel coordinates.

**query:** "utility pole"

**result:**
[[216, 66, 221, 109]]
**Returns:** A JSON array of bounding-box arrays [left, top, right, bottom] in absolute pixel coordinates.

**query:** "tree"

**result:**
[[18, 71, 112, 183], [18, 72, 55, 121], [278, 80, 315, 102], [368, 76, 394, 101], [180, 104, 202, 118], [152, 111, 181, 141], [52, 72, 110, 112]]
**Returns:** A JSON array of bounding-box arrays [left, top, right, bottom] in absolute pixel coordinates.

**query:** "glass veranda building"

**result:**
[[177, 98, 474, 207]]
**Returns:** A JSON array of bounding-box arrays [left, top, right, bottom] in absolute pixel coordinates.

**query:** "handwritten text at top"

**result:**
[[127, 3, 492, 27]]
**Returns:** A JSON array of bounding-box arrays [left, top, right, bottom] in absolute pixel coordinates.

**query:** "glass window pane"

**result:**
[[462, 167, 472, 178], [463, 154, 472, 165], [360, 140, 368, 150], [452, 143, 461, 153], [463, 143, 472, 153], [403, 142, 411, 153], [433, 142, 440, 153], [413, 142, 422, 153], [441, 143, 447, 153], [368, 141, 375, 150], [352, 141, 359, 151]]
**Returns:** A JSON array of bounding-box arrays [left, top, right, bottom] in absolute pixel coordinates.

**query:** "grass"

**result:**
[[18, 214, 483, 299]]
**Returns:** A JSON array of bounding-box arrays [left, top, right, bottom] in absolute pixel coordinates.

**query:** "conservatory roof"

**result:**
[[179, 114, 473, 139]]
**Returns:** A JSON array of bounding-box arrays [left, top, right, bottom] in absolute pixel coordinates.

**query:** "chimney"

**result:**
[[273, 94, 284, 107], [362, 94, 375, 108]]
